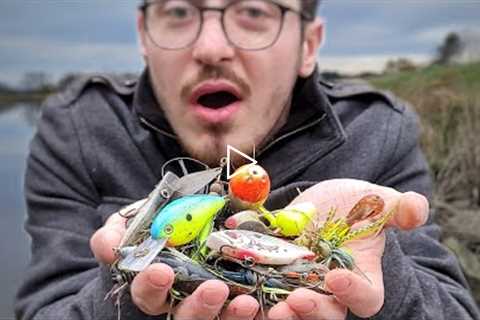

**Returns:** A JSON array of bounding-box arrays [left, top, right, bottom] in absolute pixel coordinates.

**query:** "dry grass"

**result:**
[[369, 61, 480, 304], [370, 62, 480, 205]]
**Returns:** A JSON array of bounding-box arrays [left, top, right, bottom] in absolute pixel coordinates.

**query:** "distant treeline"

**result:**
[[2, 31, 478, 105]]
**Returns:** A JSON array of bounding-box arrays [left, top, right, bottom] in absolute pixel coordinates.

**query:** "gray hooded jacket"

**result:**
[[15, 69, 480, 319]]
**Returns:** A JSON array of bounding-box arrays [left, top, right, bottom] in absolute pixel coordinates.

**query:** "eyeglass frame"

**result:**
[[138, 0, 315, 51]]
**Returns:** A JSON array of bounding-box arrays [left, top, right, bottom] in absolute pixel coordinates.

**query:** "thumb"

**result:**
[[90, 213, 126, 264], [390, 191, 429, 230], [326, 268, 384, 318]]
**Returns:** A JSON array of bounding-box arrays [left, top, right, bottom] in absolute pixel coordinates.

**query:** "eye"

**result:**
[[167, 7, 189, 18], [240, 6, 266, 19], [160, 1, 196, 21], [231, 1, 275, 20], [164, 224, 174, 235]]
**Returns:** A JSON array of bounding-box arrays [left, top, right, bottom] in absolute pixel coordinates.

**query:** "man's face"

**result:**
[[138, 0, 322, 166]]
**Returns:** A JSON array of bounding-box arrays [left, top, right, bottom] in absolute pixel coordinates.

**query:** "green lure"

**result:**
[[151, 194, 226, 246]]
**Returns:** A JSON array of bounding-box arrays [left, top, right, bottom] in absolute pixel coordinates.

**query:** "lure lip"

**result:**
[[224, 210, 260, 229], [224, 216, 237, 229]]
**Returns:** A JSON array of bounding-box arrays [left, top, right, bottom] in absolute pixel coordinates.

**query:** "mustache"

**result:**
[[181, 65, 251, 101]]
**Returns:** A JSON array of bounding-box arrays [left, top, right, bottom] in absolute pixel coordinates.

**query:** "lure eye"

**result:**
[[164, 224, 174, 235], [317, 240, 331, 257], [248, 166, 260, 177]]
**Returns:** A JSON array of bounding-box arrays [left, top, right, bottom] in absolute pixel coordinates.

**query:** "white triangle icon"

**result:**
[[226, 145, 257, 180]]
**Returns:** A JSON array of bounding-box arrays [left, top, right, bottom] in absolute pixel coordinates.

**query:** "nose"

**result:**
[[192, 13, 235, 65]]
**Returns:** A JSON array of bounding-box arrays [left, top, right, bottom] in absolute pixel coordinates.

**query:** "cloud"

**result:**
[[0, 0, 479, 83], [320, 1, 480, 56], [0, 1, 138, 44], [0, 35, 143, 85], [318, 53, 430, 75]]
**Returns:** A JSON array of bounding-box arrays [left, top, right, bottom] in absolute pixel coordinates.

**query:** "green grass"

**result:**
[[368, 62, 480, 305], [367, 62, 480, 198], [370, 61, 480, 94]]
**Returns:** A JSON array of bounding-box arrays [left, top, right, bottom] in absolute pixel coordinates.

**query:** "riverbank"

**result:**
[[369, 61, 480, 304]]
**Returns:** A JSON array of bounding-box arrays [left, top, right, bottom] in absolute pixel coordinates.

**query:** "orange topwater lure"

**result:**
[[228, 164, 271, 211]]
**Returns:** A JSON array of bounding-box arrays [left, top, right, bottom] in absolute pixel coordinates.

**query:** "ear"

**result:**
[[137, 10, 148, 57], [298, 17, 324, 78]]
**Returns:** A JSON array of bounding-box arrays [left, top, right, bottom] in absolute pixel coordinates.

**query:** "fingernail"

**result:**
[[400, 192, 429, 227], [270, 301, 301, 320], [269, 303, 294, 320], [328, 275, 351, 292], [292, 299, 316, 314], [232, 298, 258, 316], [147, 267, 171, 288], [233, 305, 257, 317], [270, 315, 295, 320], [414, 193, 429, 224], [201, 288, 225, 306]]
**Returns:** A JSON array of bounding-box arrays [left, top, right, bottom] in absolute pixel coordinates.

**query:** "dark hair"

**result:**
[[302, 0, 319, 21]]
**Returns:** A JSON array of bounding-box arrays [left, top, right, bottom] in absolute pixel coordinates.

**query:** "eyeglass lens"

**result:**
[[144, 0, 284, 50]]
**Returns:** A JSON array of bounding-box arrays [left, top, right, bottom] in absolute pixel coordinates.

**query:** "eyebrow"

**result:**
[[190, 0, 235, 6]]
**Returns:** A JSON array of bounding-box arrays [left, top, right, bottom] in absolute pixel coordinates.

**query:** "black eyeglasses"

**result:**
[[139, 0, 314, 51]]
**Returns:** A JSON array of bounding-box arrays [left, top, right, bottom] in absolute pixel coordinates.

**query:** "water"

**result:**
[[0, 103, 40, 319]]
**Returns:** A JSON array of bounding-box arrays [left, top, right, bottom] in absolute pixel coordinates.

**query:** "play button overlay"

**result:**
[[226, 145, 257, 180]]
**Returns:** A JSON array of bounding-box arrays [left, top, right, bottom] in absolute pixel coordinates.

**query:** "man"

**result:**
[[15, 0, 480, 319]]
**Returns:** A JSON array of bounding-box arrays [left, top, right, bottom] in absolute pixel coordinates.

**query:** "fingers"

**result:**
[[271, 289, 347, 320], [267, 301, 298, 320], [221, 294, 259, 320], [90, 213, 126, 264], [391, 191, 429, 230], [130, 263, 175, 315], [173, 280, 229, 320], [325, 268, 383, 318], [292, 179, 430, 233]]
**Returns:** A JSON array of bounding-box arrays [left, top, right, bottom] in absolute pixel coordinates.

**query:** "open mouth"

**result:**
[[197, 91, 240, 109]]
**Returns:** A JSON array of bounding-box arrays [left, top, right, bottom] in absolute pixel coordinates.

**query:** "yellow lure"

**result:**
[[266, 202, 316, 237]]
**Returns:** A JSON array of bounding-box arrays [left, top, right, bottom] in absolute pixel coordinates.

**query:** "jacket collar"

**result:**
[[133, 67, 346, 187], [134, 67, 332, 142], [133, 69, 177, 139]]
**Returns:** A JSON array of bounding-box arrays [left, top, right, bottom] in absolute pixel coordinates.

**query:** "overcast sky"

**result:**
[[1, 0, 479, 85]]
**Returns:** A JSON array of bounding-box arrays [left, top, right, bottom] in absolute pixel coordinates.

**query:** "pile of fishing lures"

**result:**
[[109, 158, 394, 311]]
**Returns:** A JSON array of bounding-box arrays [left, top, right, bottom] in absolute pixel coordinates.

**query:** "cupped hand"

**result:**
[[264, 179, 429, 320], [89, 202, 259, 320]]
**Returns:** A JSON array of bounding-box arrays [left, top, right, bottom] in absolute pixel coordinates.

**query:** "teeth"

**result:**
[[198, 91, 239, 109]]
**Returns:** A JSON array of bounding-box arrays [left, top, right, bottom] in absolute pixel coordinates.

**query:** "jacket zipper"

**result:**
[[257, 113, 327, 157], [139, 113, 327, 157], [139, 116, 178, 140]]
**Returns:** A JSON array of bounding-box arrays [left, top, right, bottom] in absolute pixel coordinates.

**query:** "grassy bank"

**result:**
[[369, 61, 480, 304], [0, 92, 49, 109]]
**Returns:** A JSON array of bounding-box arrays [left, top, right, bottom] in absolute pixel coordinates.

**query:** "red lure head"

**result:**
[[228, 164, 270, 206]]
